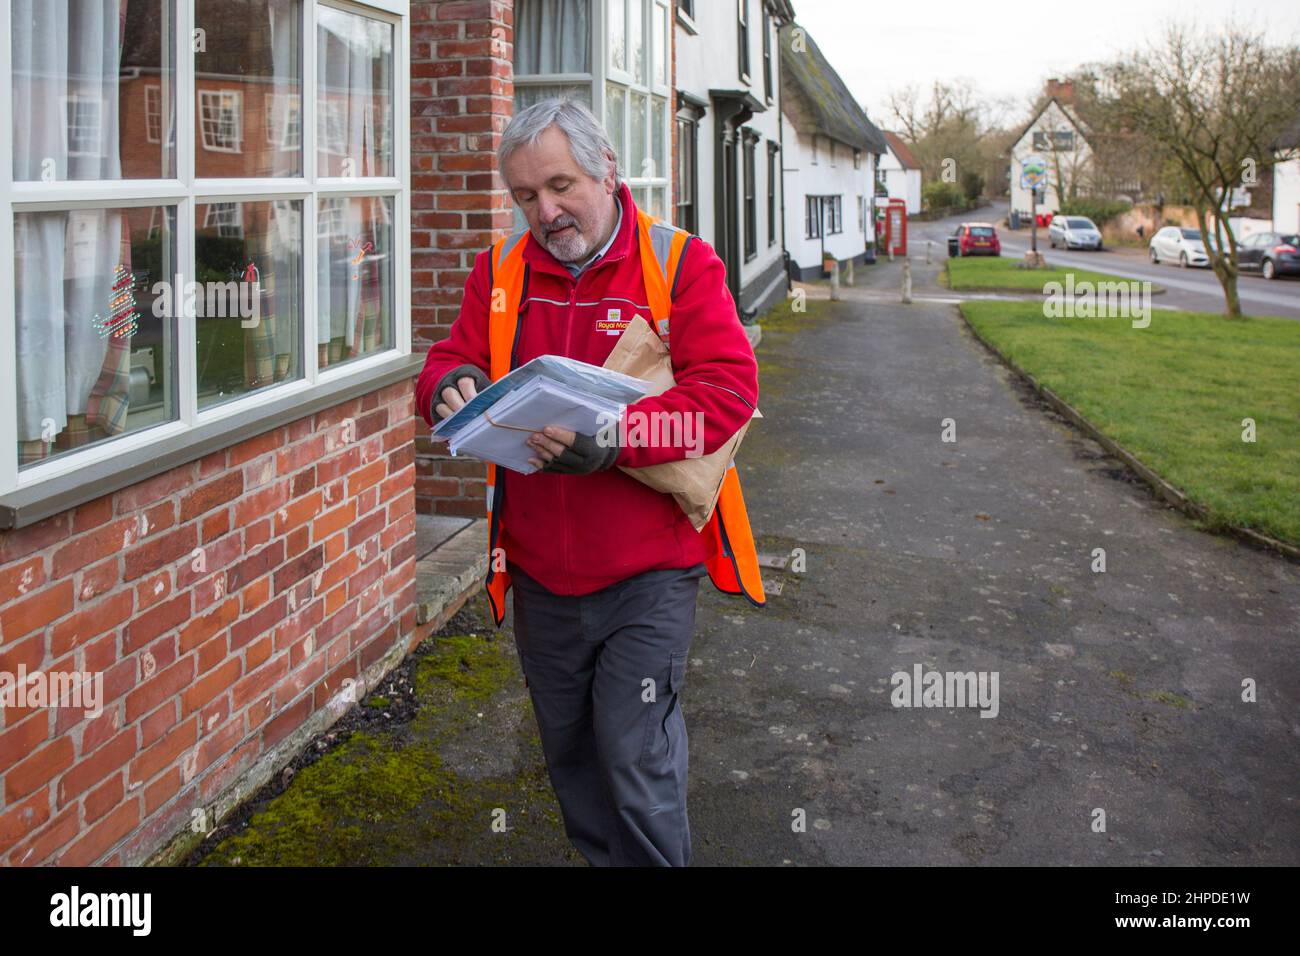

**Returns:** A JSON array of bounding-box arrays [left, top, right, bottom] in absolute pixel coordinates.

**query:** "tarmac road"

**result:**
[[908, 204, 1300, 319]]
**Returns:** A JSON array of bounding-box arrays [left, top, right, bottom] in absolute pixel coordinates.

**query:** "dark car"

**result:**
[[1237, 231, 1300, 279], [953, 222, 1002, 256]]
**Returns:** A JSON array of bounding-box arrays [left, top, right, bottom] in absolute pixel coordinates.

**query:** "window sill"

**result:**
[[1, 353, 425, 531], [676, 9, 699, 35]]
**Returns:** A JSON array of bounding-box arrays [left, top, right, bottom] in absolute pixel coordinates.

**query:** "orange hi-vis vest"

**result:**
[[480, 208, 766, 627]]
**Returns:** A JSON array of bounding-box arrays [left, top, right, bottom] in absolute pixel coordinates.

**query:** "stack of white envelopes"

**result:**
[[431, 355, 654, 475]]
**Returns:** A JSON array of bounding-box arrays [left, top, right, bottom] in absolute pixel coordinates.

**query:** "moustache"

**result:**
[[544, 215, 579, 236]]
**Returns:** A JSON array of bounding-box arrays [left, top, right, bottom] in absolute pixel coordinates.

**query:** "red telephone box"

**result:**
[[882, 198, 907, 257]]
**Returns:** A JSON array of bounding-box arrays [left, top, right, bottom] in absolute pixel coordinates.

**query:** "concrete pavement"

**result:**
[[684, 252, 1300, 865]]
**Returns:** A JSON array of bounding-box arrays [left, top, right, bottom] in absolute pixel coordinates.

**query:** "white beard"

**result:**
[[544, 228, 590, 262]]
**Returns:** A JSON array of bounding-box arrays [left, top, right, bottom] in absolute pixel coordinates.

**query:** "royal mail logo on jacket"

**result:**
[[596, 307, 630, 335]]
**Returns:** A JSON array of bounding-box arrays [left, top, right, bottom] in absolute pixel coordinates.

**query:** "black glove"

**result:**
[[431, 364, 491, 423], [542, 429, 621, 475]]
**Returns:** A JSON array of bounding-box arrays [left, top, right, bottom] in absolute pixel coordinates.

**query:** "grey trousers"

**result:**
[[508, 560, 708, 867]]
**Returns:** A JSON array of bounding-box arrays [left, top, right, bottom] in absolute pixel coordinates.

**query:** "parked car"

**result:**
[[1048, 215, 1103, 250], [953, 222, 1001, 256], [1237, 231, 1300, 279], [1148, 226, 1210, 268]]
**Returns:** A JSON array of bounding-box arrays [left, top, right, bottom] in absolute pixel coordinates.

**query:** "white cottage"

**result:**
[[778, 22, 887, 279], [675, 0, 796, 321], [1008, 82, 1092, 220], [880, 131, 922, 215], [1272, 118, 1300, 234]]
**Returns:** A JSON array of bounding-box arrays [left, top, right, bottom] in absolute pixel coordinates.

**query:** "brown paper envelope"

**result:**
[[603, 316, 759, 530]]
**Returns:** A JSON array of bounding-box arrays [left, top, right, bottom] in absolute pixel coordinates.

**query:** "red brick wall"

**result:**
[[0, 383, 418, 865], [411, 0, 516, 518]]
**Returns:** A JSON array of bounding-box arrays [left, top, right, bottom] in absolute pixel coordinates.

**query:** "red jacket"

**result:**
[[415, 182, 759, 595]]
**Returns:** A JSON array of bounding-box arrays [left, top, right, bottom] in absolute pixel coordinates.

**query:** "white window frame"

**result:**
[[266, 91, 303, 151], [62, 93, 106, 158], [203, 200, 244, 237], [0, 0, 413, 502], [604, 0, 671, 213], [199, 88, 244, 153], [146, 85, 163, 144], [514, 1, 671, 222]]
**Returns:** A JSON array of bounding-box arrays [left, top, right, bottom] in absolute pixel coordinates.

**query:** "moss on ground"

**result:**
[[196, 596, 573, 866]]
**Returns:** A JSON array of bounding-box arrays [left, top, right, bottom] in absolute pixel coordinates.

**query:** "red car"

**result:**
[[953, 222, 1002, 256]]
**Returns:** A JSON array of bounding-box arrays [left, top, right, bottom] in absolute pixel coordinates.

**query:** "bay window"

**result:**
[[512, 0, 671, 226], [2, 0, 409, 508]]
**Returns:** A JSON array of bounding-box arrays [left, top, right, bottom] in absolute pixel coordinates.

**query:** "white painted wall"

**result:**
[[675, 2, 785, 296], [878, 144, 921, 214], [1008, 100, 1092, 216], [1273, 154, 1300, 234], [781, 114, 877, 270]]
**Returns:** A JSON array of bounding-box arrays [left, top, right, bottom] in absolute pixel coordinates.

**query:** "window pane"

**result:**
[[515, 0, 591, 74], [195, 200, 303, 408], [654, 3, 667, 85], [604, 82, 626, 166], [195, 0, 301, 178], [318, 6, 393, 178], [650, 186, 666, 219], [516, 83, 592, 112], [651, 97, 665, 180], [317, 195, 394, 371], [608, 0, 625, 72], [629, 0, 644, 83], [629, 91, 647, 180], [15, 205, 177, 467], [11, 0, 176, 181]]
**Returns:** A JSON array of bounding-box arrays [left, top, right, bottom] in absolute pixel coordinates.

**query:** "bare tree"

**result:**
[[886, 80, 1000, 194], [1103, 21, 1300, 317]]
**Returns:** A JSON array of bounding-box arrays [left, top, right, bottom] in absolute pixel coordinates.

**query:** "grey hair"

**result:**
[[498, 97, 623, 188]]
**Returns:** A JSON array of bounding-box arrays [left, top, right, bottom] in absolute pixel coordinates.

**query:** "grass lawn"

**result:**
[[944, 255, 1164, 294], [960, 301, 1300, 546]]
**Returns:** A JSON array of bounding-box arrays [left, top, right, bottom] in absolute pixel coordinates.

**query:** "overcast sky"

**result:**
[[790, 0, 1300, 132]]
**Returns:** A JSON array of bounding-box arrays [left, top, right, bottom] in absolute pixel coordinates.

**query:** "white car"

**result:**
[[1148, 226, 1210, 268], [1048, 215, 1103, 250]]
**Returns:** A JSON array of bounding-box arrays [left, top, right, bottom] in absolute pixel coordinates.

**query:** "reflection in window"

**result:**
[[318, 197, 346, 238], [317, 98, 348, 157], [199, 90, 243, 153], [203, 202, 244, 238], [63, 94, 105, 158], [608, 0, 625, 72], [11, 0, 176, 181], [265, 92, 302, 150], [317, 196, 394, 370], [516, 0, 590, 74], [195, 200, 303, 408], [145, 86, 163, 144], [317, 7, 393, 177], [15, 206, 177, 467], [195, 0, 301, 177]]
